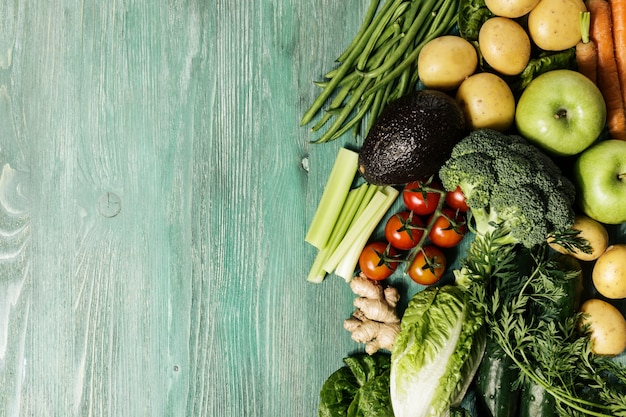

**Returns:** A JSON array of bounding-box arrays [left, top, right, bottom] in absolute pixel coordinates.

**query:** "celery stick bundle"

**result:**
[[306, 148, 398, 283]]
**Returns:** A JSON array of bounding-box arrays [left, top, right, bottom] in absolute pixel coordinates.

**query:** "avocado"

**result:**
[[358, 90, 466, 185]]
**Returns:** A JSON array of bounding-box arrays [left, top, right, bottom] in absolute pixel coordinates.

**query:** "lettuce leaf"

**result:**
[[390, 285, 486, 417]]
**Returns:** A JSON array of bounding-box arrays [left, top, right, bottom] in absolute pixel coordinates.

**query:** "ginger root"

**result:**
[[344, 273, 401, 355]]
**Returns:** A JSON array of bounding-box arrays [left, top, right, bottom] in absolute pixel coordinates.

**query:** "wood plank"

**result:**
[[0, 0, 371, 415]]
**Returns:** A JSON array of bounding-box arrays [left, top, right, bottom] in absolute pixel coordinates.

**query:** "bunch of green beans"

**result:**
[[301, 0, 460, 143]]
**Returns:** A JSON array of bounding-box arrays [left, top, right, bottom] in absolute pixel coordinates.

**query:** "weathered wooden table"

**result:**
[[4, 2, 626, 416], [0, 1, 371, 416]]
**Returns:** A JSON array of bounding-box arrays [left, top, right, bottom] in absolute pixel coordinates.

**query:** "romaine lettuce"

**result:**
[[390, 285, 486, 417]]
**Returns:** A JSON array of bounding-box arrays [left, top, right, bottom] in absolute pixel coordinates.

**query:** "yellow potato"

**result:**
[[455, 72, 516, 132], [478, 17, 531, 76], [592, 244, 626, 299], [528, 0, 587, 51], [485, 0, 541, 17], [579, 298, 626, 356], [548, 214, 609, 261], [417, 36, 478, 90]]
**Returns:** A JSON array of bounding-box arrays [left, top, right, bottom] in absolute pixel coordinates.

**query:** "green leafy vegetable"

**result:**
[[390, 285, 486, 417], [319, 353, 394, 417], [301, 0, 460, 143], [457, 0, 492, 41], [510, 48, 577, 93], [481, 245, 626, 416]]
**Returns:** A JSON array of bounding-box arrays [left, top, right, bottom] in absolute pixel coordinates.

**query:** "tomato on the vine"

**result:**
[[358, 242, 400, 281], [384, 211, 425, 250], [428, 208, 468, 248], [445, 186, 469, 212], [402, 179, 443, 216], [408, 245, 446, 285]]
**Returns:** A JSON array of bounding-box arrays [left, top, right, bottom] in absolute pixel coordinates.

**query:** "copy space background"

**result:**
[[0, 1, 369, 416], [2, 2, 625, 417]]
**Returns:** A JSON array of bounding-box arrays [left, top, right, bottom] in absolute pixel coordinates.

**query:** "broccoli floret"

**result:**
[[439, 129, 575, 249], [437, 151, 496, 209], [439, 129, 577, 289]]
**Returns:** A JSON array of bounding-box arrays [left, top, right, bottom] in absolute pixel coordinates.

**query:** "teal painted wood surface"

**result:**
[[0, 1, 371, 416]]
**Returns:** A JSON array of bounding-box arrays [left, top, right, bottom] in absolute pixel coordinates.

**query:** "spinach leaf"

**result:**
[[319, 353, 394, 417]]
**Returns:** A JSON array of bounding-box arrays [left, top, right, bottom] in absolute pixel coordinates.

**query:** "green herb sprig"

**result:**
[[483, 246, 626, 417]]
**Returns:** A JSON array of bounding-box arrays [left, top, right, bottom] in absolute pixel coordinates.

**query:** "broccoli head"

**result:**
[[438, 129, 575, 249]]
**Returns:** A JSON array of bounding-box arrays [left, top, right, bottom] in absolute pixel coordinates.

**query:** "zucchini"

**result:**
[[474, 337, 519, 417], [518, 379, 556, 417]]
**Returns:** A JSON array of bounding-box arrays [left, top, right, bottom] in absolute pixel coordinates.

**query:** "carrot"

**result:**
[[588, 0, 626, 140], [609, 0, 626, 128], [576, 12, 598, 84]]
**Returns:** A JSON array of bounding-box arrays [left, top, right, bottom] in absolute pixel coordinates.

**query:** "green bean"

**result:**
[[367, 77, 395, 134], [328, 92, 376, 141], [337, 0, 382, 63], [315, 25, 403, 136], [362, 0, 458, 98], [362, 30, 405, 72], [314, 77, 374, 143], [301, 0, 402, 126], [315, 25, 399, 144], [301, 0, 460, 142], [400, 0, 423, 33], [391, 65, 412, 102], [371, 22, 403, 54], [311, 75, 361, 132], [356, 0, 410, 71], [359, 0, 438, 79]]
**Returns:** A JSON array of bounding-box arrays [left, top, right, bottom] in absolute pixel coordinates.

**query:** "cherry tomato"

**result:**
[[359, 242, 400, 281], [445, 186, 469, 212], [408, 245, 446, 285], [384, 211, 425, 250], [428, 208, 468, 248], [402, 179, 443, 216]]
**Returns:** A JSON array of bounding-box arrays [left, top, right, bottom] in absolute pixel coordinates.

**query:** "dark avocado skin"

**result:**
[[358, 89, 466, 185]]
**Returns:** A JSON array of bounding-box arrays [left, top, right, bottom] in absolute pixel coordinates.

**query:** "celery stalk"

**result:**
[[305, 147, 360, 249], [324, 185, 399, 278], [351, 183, 381, 224], [307, 183, 369, 283], [334, 186, 399, 281]]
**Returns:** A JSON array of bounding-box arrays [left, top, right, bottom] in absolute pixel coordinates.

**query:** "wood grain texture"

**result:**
[[0, 0, 370, 416]]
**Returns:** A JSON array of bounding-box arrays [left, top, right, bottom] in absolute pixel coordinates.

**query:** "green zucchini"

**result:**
[[518, 379, 556, 417], [474, 337, 519, 417]]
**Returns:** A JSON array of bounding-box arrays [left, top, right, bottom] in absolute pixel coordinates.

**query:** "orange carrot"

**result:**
[[576, 12, 598, 84], [609, 0, 626, 134], [588, 0, 626, 140]]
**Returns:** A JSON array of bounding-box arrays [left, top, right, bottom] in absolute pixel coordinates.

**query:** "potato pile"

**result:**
[[417, 0, 587, 132]]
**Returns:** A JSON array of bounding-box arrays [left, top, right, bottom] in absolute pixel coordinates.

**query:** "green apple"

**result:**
[[515, 69, 606, 156], [573, 140, 626, 224]]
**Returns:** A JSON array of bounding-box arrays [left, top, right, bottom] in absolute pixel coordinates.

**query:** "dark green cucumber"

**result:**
[[474, 337, 519, 417], [516, 253, 581, 417], [518, 379, 556, 417]]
